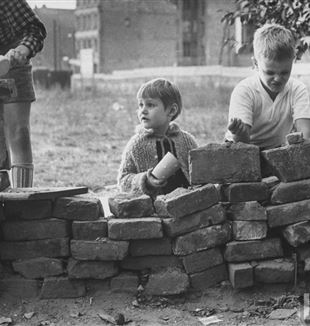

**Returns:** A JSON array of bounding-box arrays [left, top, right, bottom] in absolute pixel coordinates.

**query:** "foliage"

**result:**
[[221, 0, 310, 59]]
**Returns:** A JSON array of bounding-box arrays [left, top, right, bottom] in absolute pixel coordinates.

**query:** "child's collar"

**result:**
[[136, 122, 181, 137]]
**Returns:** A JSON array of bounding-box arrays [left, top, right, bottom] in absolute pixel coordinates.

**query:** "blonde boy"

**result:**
[[226, 23, 310, 149], [117, 78, 198, 196]]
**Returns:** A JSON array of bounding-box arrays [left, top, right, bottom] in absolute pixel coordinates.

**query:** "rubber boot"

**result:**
[[11, 163, 33, 188]]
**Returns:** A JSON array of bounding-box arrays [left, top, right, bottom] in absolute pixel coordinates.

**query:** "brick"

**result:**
[[120, 255, 182, 271], [0, 238, 69, 260], [228, 263, 253, 289], [0, 277, 41, 298], [40, 277, 86, 299], [2, 218, 69, 241], [108, 218, 163, 240], [221, 182, 269, 203], [70, 239, 129, 261], [190, 264, 228, 290], [182, 247, 223, 274], [72, 219, 108, 240], [154, 184, 219, 219], [110, 272, 138, 293], [4, 200, 52, 220], [130, 238, 172, 256], [286, 132, 304, 145], [108, 193, 154, 218], [162, 203, 226, 237], [266, 199, 310, 228], [53, 196, 102, 221], [271, 179, 310, 204], [224, 238, 283, 262], [173, 223, 231, 256], [261, 142, 310, 182], [145, 268, 189, 295], [67, 258, 118, 279], [282, 221, 310, 247], [227, 201, 267, 221], [12, 257, 64, 279], [254, 259, 294, 283], [232, 221, 267, 241], [190, 142, 261, 184]]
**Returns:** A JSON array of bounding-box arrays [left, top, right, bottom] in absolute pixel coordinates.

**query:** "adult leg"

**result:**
[[3, 101, 33, 187]]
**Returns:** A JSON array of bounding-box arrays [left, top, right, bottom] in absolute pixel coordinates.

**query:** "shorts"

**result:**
[[0, 40, 35, 104], [1, 64, 36, 104]]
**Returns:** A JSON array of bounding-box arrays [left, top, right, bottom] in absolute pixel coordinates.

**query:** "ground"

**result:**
[[0, 281, 309, 325]]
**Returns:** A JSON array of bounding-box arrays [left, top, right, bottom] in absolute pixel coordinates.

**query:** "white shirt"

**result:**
[[226, 74, 310, 149]]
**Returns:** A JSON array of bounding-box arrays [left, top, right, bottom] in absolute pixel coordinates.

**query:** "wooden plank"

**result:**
[[0, 187, 88, 201]]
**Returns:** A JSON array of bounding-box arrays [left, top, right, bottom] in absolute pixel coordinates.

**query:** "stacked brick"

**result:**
[[2, 138, 310, 298]]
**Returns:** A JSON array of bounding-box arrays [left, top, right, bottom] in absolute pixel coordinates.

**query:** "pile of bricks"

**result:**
[[1, 138, 310, 298]]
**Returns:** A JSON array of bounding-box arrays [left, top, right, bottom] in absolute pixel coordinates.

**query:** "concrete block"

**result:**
[[53, 196, 102, 221], [120, 255, 182, 271], [154, 184, 219, 219], [261, 142, 310, 182], [130, 238, 172, 256], [72, 219, 108, 240], [267, 199, 310, 228], [173, 223, 231, 256], [162, 203, 226, 237], [70, 239, 129, 261], [145, 268, 189, 295], [110, 272, 138, 293], [254, 259, 294, 283], [12, 257, 64, 279], [4, 200, 52, 220], [190, 142, 261, 184], [232, 221, 267, 241], [182, 247, 223, 274], [190, 264, 228, 290], [2, 218, 69, 241], [228, 262, 253, 289], [0, 238, 69, 260], [108, 193, 153, 218], [227, 201, 267, 221], [221, 182, 269, 203], [282, 221, 310, 247], [67, 258, 118, 279], [224, 238, 283, 262], [271, 179, 310, 204], [40, 277, 86, 298], [108, 217, 163, 240]]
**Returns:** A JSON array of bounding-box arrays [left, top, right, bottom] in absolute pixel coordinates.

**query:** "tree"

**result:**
[[221, 0, 310, 60]]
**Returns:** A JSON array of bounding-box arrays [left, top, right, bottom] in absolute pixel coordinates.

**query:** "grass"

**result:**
[[31, 82, 231, 193]]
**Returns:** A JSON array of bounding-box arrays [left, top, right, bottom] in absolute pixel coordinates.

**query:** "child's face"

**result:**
[[255, 55, 293, 96], [137, 97, 171, 135]]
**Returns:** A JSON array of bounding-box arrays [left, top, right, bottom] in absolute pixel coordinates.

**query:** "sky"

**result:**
[[27, 0, 76, 9]]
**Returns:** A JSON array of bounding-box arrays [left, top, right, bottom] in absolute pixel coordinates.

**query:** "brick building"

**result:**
[[75, 0, 178, 73], [32, 6, 76, 71]]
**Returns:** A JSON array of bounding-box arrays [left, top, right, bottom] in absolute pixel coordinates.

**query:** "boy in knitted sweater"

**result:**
[[117, 78, 198, 196]]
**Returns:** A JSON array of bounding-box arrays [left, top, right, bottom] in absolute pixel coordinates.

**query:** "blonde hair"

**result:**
[[253, 23, 295, 61], [137, 78, 182, 120]]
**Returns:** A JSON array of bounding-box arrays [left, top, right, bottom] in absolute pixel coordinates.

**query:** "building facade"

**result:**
[[75, 0, 178, 73]]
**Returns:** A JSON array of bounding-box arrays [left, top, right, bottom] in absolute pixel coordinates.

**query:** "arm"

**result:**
[[295, 119, 310, 140]]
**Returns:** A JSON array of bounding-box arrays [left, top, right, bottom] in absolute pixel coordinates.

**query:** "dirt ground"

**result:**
[[0, 281, 309, 326]]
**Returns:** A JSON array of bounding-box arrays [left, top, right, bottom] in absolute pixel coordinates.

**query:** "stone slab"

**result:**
[[72, 219, 108, 240], [4, 200, 52, 220], [232, 221, 267, 241], [271, 179, 310, 204], [227, 201, 267, 221], [130, 238, 172, 256], [282, 221, 310, 247], [228, 262, 253, 289]]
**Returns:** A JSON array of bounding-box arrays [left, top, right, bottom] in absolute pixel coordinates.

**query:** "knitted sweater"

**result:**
[[117, 122, 198, 196]]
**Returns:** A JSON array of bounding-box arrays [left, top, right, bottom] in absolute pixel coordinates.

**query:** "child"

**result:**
[[117, 78, 198, 196], [225, 23, 310, 150], [0, 0, 46, 188]]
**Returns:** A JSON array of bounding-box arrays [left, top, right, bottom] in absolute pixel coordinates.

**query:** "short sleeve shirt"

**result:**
[[225, 74, 310, 149]]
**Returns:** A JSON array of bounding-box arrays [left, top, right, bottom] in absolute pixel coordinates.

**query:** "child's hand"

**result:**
[[6, 45, 30, 66], [228, 118, 250, 143], [146, 169, 167, 189]]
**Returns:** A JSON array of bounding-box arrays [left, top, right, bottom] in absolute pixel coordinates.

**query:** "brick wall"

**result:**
[[1, 137, 310, 298]]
